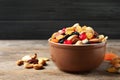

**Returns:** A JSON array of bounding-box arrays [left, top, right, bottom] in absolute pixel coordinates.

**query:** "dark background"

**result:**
[[0, 0, 120, 39]]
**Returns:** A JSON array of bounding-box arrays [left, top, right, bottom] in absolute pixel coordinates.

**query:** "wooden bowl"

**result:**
[[48, 39, 106, 72]]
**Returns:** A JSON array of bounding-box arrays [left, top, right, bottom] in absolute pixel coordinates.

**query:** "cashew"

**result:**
[[82, 39, 89, 44], [21, 55, 32, 62], [75, 40, 82, 45]]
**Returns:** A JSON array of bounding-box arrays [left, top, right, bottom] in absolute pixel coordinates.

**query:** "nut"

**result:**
[[31, 53, 37, 59], [82, 39, 89, 44], [107, 67, 118, 73], [40, 57, 50, 61], [33, 64, 43, 70], [24, 62, 34, 69], [111, 57, 120, 68], [16, 60, 24, 66], [98, 35, 104, 41], [21, 55, 32, 62], [89, 38, 100, 43], [38, 59, 46, 65], [75, 40, 82, 45], [102, 36, 108, 42]]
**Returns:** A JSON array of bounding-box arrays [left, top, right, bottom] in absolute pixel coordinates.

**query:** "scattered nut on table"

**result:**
[[16, 53, 50, 70]]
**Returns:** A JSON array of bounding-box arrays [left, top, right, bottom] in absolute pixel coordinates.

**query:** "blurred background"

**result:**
[[0, 0, 120, 39]]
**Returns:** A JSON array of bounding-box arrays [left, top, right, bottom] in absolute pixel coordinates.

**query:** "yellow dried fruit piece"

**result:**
[[81, 25, 87, 32], [56, 35, 64, 40], [75, 25, 82, 33], [107, 67, 117, 73], [51, 32, 59, 39], [65, 27, 75, 35], [86, 27, 94, 34], [86, 32, 94, 39]]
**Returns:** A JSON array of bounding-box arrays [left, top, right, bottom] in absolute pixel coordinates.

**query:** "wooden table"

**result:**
[[0, 40, 120, 80]]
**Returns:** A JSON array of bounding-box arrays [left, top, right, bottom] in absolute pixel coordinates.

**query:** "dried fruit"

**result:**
[[86, 32, 94, 39], [50, 23, 108, 45], [64, 40, 72, 44], [79, 32, 87, 40], [65, 27, 75, 35], [104, 53, 118, 61], [51, 38, 58, 43], [56, 35, 64, 40]]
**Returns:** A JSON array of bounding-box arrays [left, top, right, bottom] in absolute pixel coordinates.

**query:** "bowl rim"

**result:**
[[48, 38, 107, 47]]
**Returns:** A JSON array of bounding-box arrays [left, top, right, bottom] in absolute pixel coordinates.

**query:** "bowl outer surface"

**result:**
[[49, 40, 106, 72]]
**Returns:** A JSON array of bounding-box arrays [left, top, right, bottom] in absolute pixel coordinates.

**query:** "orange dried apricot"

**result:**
[[104, 52, 118, 61]]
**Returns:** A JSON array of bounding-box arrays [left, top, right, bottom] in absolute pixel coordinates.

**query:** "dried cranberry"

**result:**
[[79, 32, 87, 40], [64, 40, 72, 44]]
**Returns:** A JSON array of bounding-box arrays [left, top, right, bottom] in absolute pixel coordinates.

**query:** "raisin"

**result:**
[[58, 39, 64, 44], [71, 31, 79, 36]]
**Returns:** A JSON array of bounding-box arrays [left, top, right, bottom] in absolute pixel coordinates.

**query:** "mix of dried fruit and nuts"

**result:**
[[16, 53, 49, 70], [50, 23, 108, 45], [104, 52, 120, 73]]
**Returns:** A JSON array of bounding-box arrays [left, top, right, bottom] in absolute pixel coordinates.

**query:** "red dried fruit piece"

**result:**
[[62, 28, 66, 31], [64, 40, 72, 44], [104, 53, 118, 61], [79, 32, 87, 40]]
